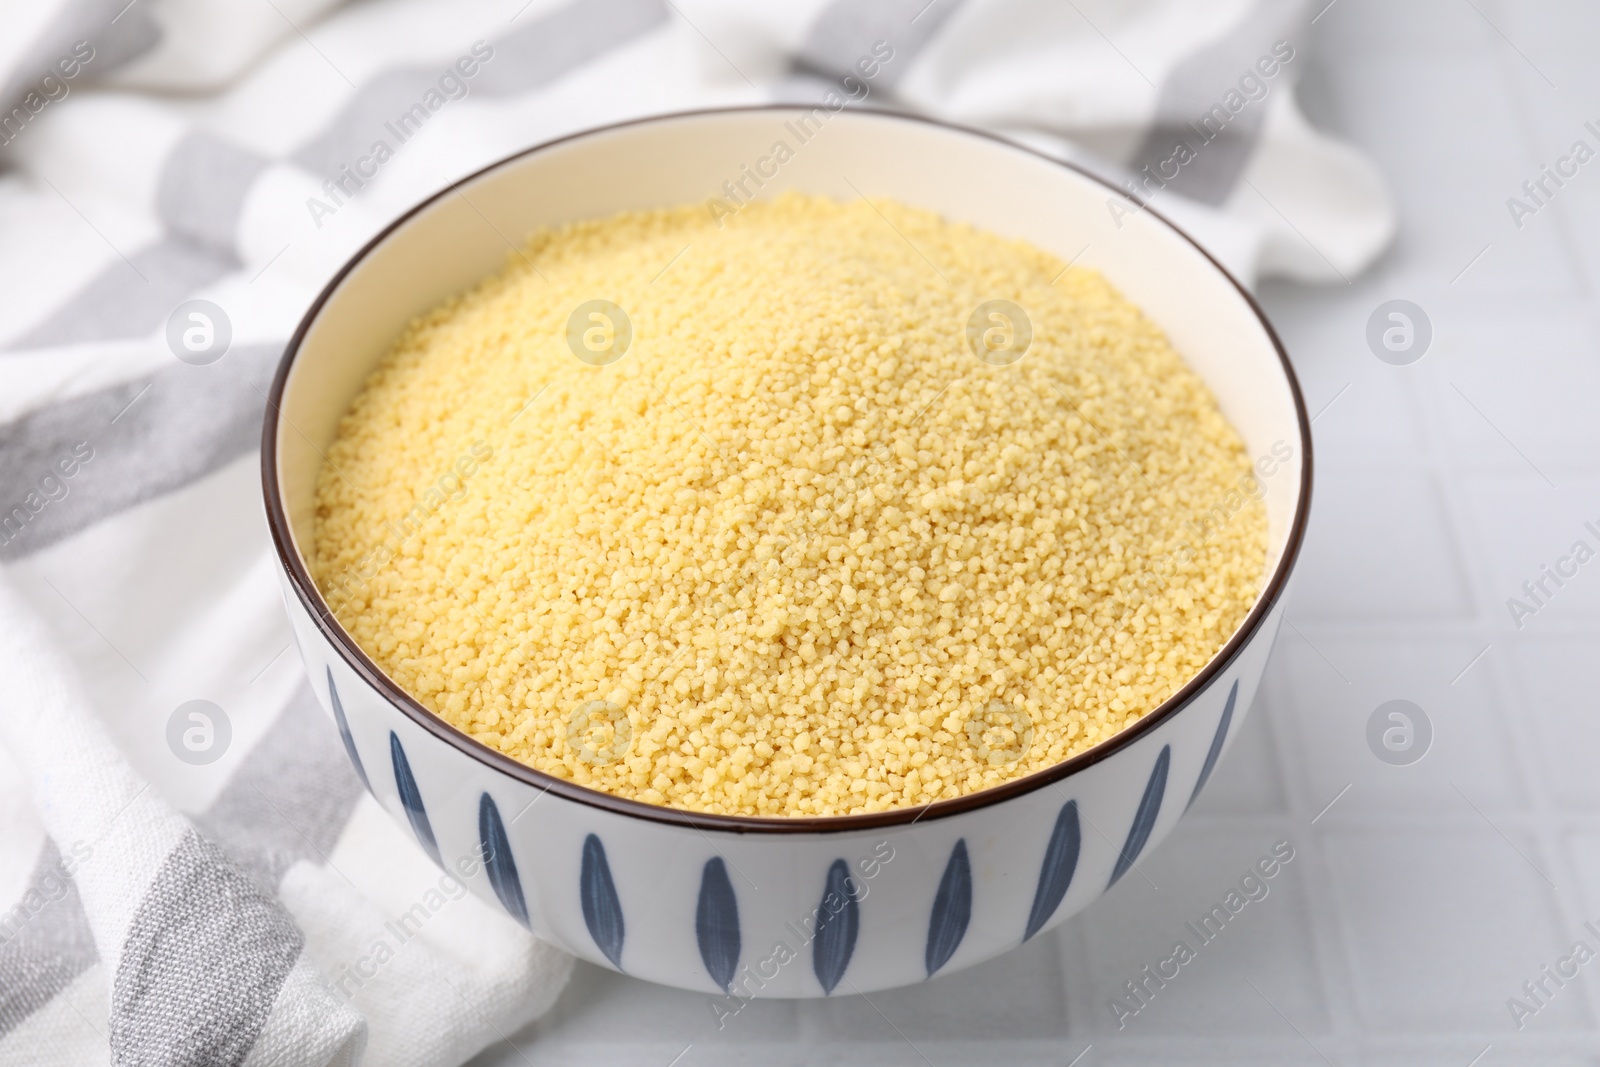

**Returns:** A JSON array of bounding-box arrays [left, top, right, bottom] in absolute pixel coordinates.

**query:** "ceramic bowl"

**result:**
[[263, 106, 1311, 1000]]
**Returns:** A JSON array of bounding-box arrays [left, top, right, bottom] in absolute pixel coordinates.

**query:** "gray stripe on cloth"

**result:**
[[0, 341, 282, 561], [794, 0, 966, 91], [198, 680, 365, 891], [6, 0, 668, 350], [1123, 0, 1306, 205], [767, 71, 902, 114], [471, 0, 668, 95], [156, 133, 270, 253], [111, 829, 303, 1067], [293, 0, 668, 183], [0, 840, 99, 1040], [7, 236, 237, 350], [0, 675, 358, 1043], [291, 67, 472, 183], [0, 0, 160, 134]]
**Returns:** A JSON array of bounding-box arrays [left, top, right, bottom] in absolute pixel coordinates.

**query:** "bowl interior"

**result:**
[[272, 106, 1307, 784]]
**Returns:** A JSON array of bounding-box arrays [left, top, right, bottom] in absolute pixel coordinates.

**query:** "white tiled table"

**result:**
[[474, 2, 1600, 1062]]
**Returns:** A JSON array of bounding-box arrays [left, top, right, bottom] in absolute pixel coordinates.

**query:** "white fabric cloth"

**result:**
[[0, 0, 1394, 1063]]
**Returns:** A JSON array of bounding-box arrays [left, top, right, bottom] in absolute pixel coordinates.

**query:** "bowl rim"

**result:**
[[261, 104, 1313, 835]]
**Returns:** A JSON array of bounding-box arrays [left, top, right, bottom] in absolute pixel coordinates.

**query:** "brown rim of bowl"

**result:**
[[262, 104, 1313, 835]]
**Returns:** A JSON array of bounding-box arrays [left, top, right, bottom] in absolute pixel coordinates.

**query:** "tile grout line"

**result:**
[[1478, 28, 1600, 1013], [1385, 3, 1600, 1037], [1256, 655, 1365, 1044]]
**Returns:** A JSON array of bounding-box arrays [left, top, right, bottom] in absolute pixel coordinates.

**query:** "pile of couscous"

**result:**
[[312, 192, 1266, 817]]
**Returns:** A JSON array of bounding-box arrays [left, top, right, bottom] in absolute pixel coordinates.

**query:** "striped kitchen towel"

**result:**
[[0, 0, 1393, 1064]]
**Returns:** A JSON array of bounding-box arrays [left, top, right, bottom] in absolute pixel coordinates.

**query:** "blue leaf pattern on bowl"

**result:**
[[389, 731, 441, 866], [1023, 799, 1080, 942], [1110, 744, 1170, 887], [478, 792, 529, 928], [812, 858, 859, 994], [326, 668, 369, 792], [696, 857, 741, 993], [1186, 679, 1238, 811], [581, 833, 625, 969], [925, 839, 971, 977]]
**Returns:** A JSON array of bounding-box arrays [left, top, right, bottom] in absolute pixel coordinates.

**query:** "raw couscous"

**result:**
[[312, 192, 1267, 818]]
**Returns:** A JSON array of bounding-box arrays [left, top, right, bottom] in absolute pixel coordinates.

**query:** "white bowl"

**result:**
[[263, 107, 1311, 999]]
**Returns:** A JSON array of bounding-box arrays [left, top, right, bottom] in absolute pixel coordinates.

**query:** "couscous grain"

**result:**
[[312, 192, 1267, 817]]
